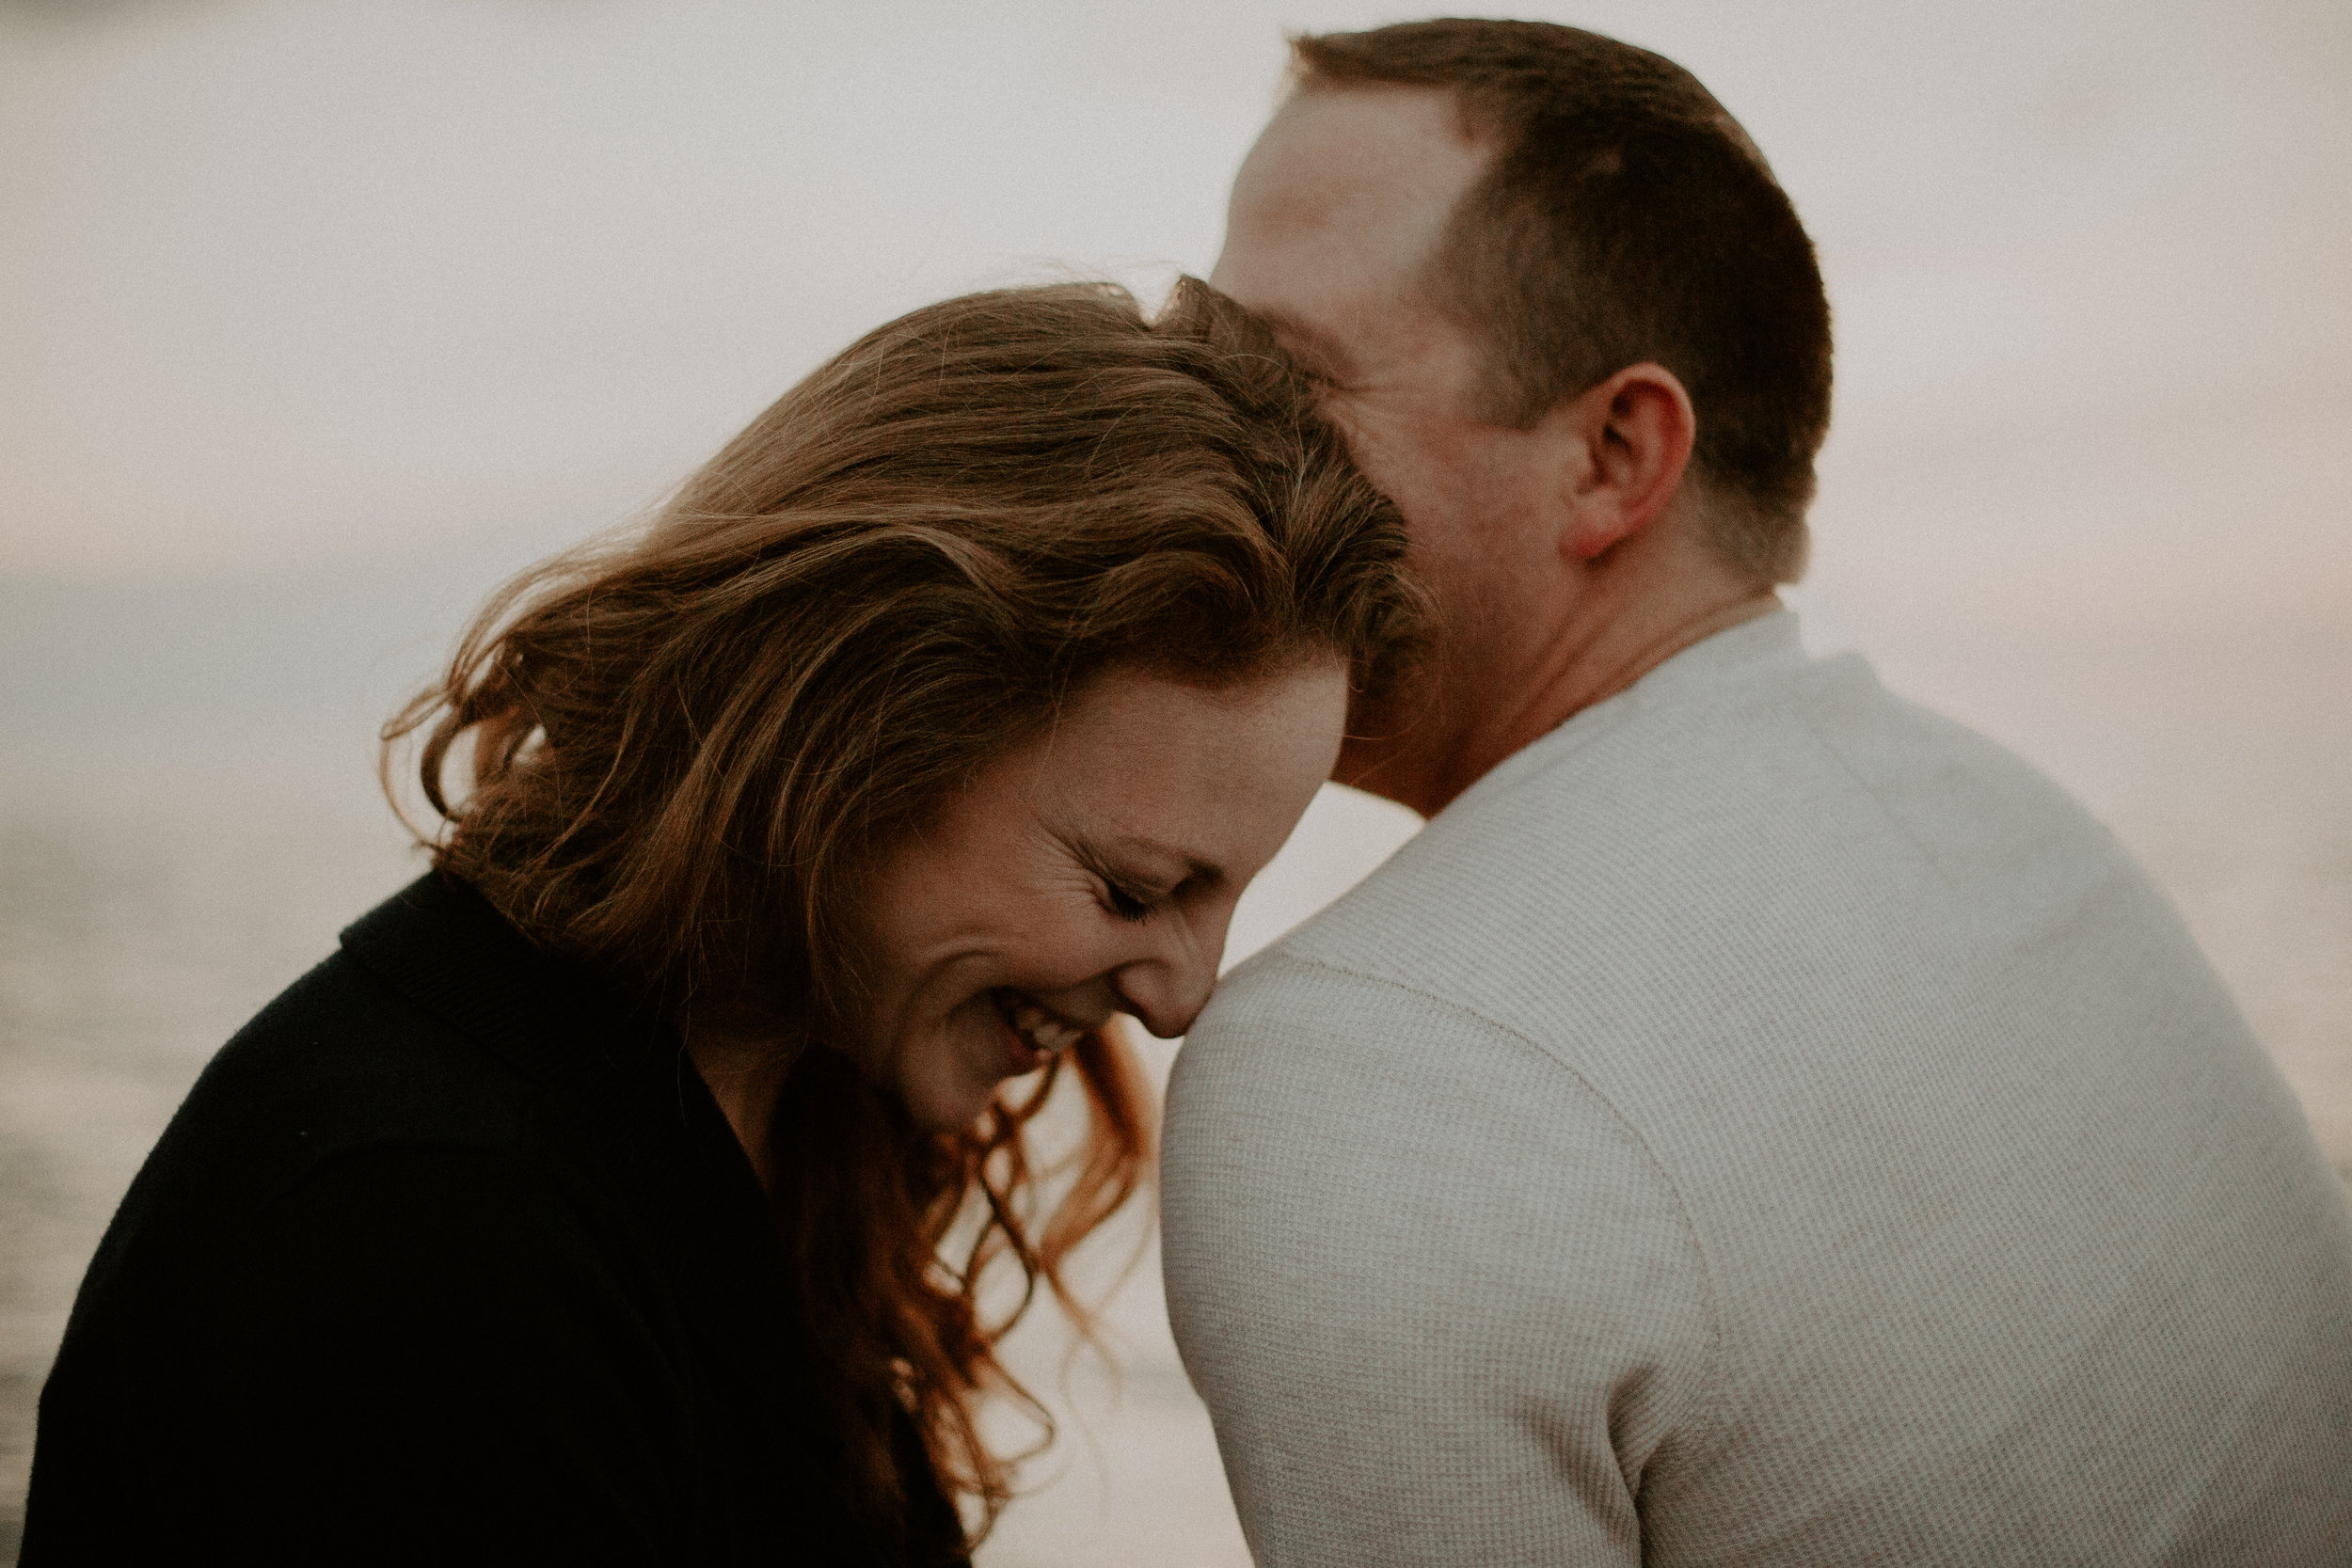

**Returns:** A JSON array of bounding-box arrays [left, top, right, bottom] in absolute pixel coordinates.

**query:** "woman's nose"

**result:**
[[1120, 958, 1223, 1043], [1112, 922, 1224, 1038]]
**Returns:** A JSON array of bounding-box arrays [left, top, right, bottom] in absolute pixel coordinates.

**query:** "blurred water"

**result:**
[[0, 647, 2344, 1562]]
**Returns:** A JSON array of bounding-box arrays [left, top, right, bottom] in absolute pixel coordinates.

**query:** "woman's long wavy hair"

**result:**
[[383, 277, 1422, 1554]]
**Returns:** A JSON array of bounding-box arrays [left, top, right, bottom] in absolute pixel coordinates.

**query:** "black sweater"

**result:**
[[23, 873, 967, 1566]]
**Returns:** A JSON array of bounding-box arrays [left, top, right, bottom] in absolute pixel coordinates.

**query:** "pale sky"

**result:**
[[4, 0, 2346, 646]]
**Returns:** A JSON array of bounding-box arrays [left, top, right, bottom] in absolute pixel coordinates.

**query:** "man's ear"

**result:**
[[1552, 363, 1697, 562]]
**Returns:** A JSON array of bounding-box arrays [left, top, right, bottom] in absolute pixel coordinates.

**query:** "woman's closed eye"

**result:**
[[1099, 878, 1157, 923], [1070, 839, 1172, 924]]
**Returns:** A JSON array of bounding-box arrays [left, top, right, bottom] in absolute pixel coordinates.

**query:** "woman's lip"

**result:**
[[992, 988, 1096, 1046], [993, 1007, 1047, 1076]]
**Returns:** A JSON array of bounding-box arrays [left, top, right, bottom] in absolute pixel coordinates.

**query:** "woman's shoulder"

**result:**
[[49, 930, 591, 1349], [87, 873, 766, 1323], [157, 870, 666, 1205], [159, 942, 544, 1204], [31, 1027, 730, 1566]]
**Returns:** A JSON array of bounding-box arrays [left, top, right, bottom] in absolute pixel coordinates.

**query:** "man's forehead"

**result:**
[[1237, 85, 1486, 227], [1220, 85, 1490, 316]]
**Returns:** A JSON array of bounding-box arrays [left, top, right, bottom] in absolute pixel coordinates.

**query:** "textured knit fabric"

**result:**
[[1162, 611, 2352, 1566], [24, 873, 968, 1567]]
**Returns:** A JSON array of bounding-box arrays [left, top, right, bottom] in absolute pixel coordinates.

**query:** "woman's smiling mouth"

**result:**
[[992, 989, 1089, 1061]]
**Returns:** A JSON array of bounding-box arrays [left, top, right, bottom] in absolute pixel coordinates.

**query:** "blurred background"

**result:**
[[2, 0, 2345, 1561]]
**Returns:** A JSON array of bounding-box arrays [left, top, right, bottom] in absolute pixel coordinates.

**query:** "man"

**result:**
[[1161, 20, 2352, 1564]]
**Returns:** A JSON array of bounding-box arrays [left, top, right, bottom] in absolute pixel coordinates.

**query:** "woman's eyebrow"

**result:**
[[1072, 831, 1223, 891]]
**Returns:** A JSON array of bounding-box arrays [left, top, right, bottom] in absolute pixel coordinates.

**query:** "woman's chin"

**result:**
[[901, 1077, 999, 1132], [899, 1051, 1017, 1132]]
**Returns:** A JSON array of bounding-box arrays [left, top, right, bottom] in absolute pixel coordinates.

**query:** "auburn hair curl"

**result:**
[[383, 277, 1422, 1555]]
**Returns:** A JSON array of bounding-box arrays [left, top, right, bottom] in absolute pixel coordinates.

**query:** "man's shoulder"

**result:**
[[1266, 643, 2129, 999], [1189, 637, 2217, 1188], [1168, 630, 2352, 1557]]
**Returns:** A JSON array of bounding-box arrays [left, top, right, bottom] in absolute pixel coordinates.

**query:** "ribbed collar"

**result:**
[[1437, 607, 1814, 826]]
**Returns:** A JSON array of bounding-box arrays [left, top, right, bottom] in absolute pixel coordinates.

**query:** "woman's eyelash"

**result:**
[[1073, 843, 1165, 922], [1101, 879, 1154, 922]]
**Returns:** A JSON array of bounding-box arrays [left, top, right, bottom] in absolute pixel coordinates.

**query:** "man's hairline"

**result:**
[[1272, 41, 1805, 582], [1273, 67, 1565, 420], [1263, 69, 1518, 410], [1273, 54, 1766, 420]]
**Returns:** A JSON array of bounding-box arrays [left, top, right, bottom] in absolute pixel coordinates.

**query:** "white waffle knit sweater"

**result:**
[[1162, 611, 2352, 1565]]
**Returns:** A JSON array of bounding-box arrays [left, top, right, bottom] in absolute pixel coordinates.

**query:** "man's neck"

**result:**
[[1342, 585, 1781, 817]]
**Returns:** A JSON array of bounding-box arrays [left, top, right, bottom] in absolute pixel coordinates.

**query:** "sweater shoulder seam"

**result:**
[[1232, 946, 1733, 1456]]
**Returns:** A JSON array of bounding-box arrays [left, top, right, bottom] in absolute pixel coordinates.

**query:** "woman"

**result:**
[[21, 279, 1418, 1565]]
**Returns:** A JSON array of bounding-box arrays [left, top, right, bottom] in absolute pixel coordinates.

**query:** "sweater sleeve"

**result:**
[[189, 1144, 701, 1564], [1161, 955, 1717, 1568]]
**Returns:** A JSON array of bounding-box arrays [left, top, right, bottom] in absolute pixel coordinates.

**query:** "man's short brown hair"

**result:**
[[1293, 19, 1834, 584]]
